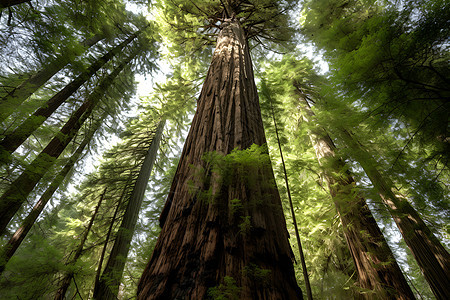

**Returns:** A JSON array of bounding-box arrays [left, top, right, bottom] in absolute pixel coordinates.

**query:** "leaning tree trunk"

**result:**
[[137, 18, 302, 300], [0, 113, 105, 274], [299, 97, 415, 299], [0, 49, 139, 235], [339, 129, 450, 300], [94, 120, 165, 300], [266, 84, 313, 300], [0, 31, 139, 164], [54, 187, 107, 300], [0, 34, 104, 123]]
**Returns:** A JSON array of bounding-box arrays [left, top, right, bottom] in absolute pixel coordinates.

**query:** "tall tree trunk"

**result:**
[[0, 34, 104, 123], [54, 187, 107, 300], [138, 18, 302, 300], [0, 49, 139, 235], [339, 129, 450, 300], [266, 84, 313, 300], [93, 177, 130, 299], [299, 97, 415, 299], [94, 120, 165, 300], [0, 113, 105, 274], [0, 32, 139, 164]]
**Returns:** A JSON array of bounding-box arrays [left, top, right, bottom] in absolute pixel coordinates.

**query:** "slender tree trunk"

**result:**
[[0, 32, 138, 163], [54, 187, 107, 300], [94, 120, 165, 300], [266, 85, 313, 300], [0, 49, 139, 235], [299, 97, 415, 299], [0, 113, 105, 274], [138, 18, 302, 300], [0, 0, 29, 8], [0, 34, 104, 123], [339, 129, 450, 300], [93, 176, 131, 298]]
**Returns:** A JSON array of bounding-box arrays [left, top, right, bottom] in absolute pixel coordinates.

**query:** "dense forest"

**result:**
[[0, 0, 448, 299]]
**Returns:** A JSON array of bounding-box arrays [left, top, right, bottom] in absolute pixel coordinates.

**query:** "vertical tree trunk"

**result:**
[[0, 113, 105, 274], [299, 97, 415, 299], [93, 177, 130, 299], [0, 31, 139, 163], [54, 187, 107, 300], [138, 18, 302, 300], [339, 129, 450, 300], [266, 85, 313, 300], [0, 34, 104, 123], [0, 49, 139, 235], [94, 120, 165, 300]]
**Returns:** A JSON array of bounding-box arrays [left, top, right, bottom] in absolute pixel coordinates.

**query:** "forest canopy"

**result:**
[[0, 0, 448, 299]]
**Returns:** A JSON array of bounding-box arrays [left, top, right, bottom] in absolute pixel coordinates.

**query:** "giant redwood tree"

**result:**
[[138, 1, 302, 299]]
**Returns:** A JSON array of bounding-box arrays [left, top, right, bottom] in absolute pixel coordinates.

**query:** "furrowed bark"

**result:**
[[54, 187, 107, 300], [0, 34, 104, 123], [339, 129, 450, 300], [0, 113, 105, 275], [0, 32, 139, 164], [0, 49, 139, 235], [94, 120, 164, 300], [299, 97, 415, 299], [138, 18, 302, 300]]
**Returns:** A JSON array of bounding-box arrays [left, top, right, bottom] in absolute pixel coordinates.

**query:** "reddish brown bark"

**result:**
[[299, 98, 415, 299], [138, 19, 302, 299], [340, 129, 450, 300]]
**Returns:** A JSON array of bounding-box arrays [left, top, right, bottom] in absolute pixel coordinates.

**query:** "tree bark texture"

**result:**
[[339, 129, 450, 300], [0, 49, 138, 235], [138, 19, 302, 300], [0, 114, 104, 274], [300, 99, 415, 299], [0, 32, 137, 162], [0, 34, 104, 124], [95, 120, 165, 300], [54, 187, 107, 300]]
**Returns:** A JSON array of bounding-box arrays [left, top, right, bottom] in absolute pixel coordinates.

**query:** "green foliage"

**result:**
[[242, 263, 271, 284], [208, 276, 241, 300]]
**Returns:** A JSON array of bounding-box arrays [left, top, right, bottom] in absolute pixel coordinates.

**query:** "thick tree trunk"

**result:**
[[0, 114, 104, 274], [138, 19, 302, 300], [94, 120, 165, 300], [299, 98, 415, 299], [0, 34, 103, 123], [339, 129, 450, 300], [54, 187, 107, 300], [0, 32, 138, 164], [0, 49, 138, 235]]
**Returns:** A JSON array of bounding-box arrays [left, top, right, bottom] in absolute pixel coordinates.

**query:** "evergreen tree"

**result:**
[[138, 1, 302, 298]]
